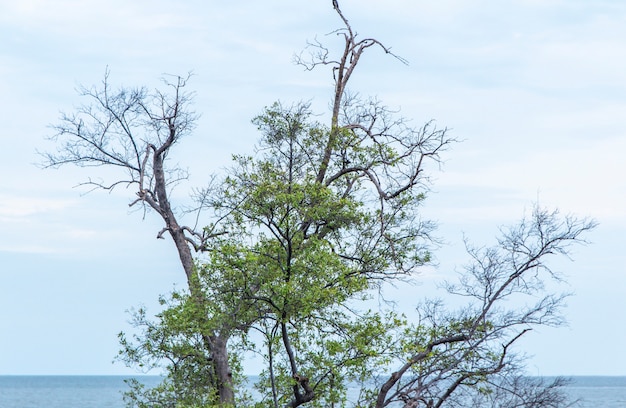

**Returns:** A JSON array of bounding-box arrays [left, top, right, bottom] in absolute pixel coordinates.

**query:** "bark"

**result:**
[[152, 148, 234, 406], [151, 144, 196, 283], [212, 334, 235, 405]]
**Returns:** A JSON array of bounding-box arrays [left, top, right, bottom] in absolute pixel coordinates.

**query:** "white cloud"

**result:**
[[1, 0, 190, 32], [0, 244, 64, 254], [0, 193, 130, 255], [431, 135, 626, 226], [0, 195, 75, 218]]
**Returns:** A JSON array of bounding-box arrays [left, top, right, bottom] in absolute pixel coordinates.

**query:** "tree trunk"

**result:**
[[212, 334, 235, 405], [154, 149, 235, 406]]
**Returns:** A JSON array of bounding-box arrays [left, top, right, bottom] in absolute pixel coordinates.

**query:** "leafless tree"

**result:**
[[371, 207, 595, 408], [42, 69, 236, 405]]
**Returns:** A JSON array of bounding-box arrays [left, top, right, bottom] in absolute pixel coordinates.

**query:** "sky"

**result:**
[[0, 0, 624, 376]]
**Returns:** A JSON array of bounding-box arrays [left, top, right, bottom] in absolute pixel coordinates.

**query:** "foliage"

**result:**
[[117, 292, 248, 408], [115, 99, 595, 406], [45, 2, 596, 408]]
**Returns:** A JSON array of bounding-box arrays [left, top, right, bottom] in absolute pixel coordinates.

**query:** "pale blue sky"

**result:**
[[0, 0, 624, 376]]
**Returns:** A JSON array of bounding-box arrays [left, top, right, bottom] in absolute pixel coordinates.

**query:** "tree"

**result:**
[[207, 94, 449, 407], [370, 206, 594, 408], [44, 2, 595, 407], [42, 72, 238, 405]]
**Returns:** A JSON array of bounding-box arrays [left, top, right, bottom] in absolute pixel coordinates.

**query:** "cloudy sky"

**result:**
[[1, 0, 624, 376]]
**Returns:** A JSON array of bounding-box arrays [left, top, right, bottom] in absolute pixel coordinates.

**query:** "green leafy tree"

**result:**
[[44, 2, 595, 407], [202, 96, 448, 407]]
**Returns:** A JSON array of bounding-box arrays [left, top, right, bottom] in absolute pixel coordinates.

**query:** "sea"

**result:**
[[0, 375, 624, 407]]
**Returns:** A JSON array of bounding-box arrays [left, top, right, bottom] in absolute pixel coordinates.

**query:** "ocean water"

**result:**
[[0, 376, 160, 408], [562, 376, 626, 407], [0, 375, 624, 407]]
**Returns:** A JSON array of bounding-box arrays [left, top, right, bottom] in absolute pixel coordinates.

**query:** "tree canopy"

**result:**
[[44, 3, 596, 407]]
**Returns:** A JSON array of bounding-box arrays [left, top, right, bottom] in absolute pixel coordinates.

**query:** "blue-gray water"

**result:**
[[0, 376, 624, 407]]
